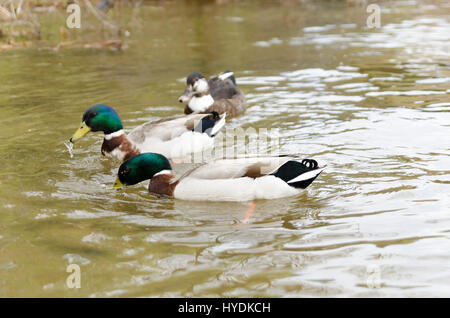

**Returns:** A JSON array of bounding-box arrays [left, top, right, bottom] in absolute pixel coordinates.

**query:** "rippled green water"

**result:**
[[0, 0, 449, 297]]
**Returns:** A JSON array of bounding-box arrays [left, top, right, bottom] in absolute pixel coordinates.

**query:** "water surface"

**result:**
[[0, 0, 449, 297]]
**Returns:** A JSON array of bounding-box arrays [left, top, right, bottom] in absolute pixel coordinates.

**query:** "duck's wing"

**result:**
[[209, 77, 240, 100], [205, 92, 247, 116], [207, 72, 246, 116], [127, 113, 220, 143], [182, 155, 310, 180]]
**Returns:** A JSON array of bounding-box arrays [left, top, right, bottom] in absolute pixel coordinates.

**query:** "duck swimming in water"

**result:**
[[69, 104, 226, 161], [178, 71, 247, 117], [113, 153, 326, 201]]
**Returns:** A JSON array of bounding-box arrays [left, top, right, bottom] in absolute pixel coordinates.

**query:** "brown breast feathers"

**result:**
[[148, 173, 179, 197], [101, 135, 140, 161]]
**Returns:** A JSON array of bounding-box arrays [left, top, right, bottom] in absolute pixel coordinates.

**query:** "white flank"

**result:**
[[104, 129, 125, 140], [218, 71, 234, 81], [188, 94, 214, 112], [138, 131, 214, 159], [174, 175, 299, 201]]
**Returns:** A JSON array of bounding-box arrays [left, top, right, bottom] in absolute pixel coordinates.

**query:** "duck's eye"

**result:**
[[121, 168, 130, 176]]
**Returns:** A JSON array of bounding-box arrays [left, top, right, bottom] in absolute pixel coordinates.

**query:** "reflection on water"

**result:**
[[0, 0, 449, 297]]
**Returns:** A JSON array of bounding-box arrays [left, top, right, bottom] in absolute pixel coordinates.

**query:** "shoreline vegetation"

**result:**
[[0, 0, 370, 52], [0, 0, 140, 52]]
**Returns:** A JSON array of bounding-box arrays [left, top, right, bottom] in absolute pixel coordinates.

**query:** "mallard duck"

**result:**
[[178, 71, 247, 117], [69, 104, 226, 161], [113, 153, 326, 201]]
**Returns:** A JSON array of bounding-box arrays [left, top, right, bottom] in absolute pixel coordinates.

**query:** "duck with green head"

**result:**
[[113, 153, 326, 201], [69, 104, 226, 161]]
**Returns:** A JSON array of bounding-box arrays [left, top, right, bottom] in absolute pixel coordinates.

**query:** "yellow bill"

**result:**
[[112, 177, 124, 190], [70, 121, 91, 143]]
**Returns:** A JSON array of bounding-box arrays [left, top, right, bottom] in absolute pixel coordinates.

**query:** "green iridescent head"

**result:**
[[82, 104, 123, 134], [114, 153, 172, 187], [70, 104, 123, 142]]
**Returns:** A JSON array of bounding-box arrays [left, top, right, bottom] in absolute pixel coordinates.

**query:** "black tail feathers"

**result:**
[[192, 112, 222, 137], [272, 159, 320, 189]]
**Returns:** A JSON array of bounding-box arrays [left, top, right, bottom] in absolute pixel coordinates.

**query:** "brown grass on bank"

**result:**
[[0, 0, 67, 48], [0, 0, 135, 51]]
